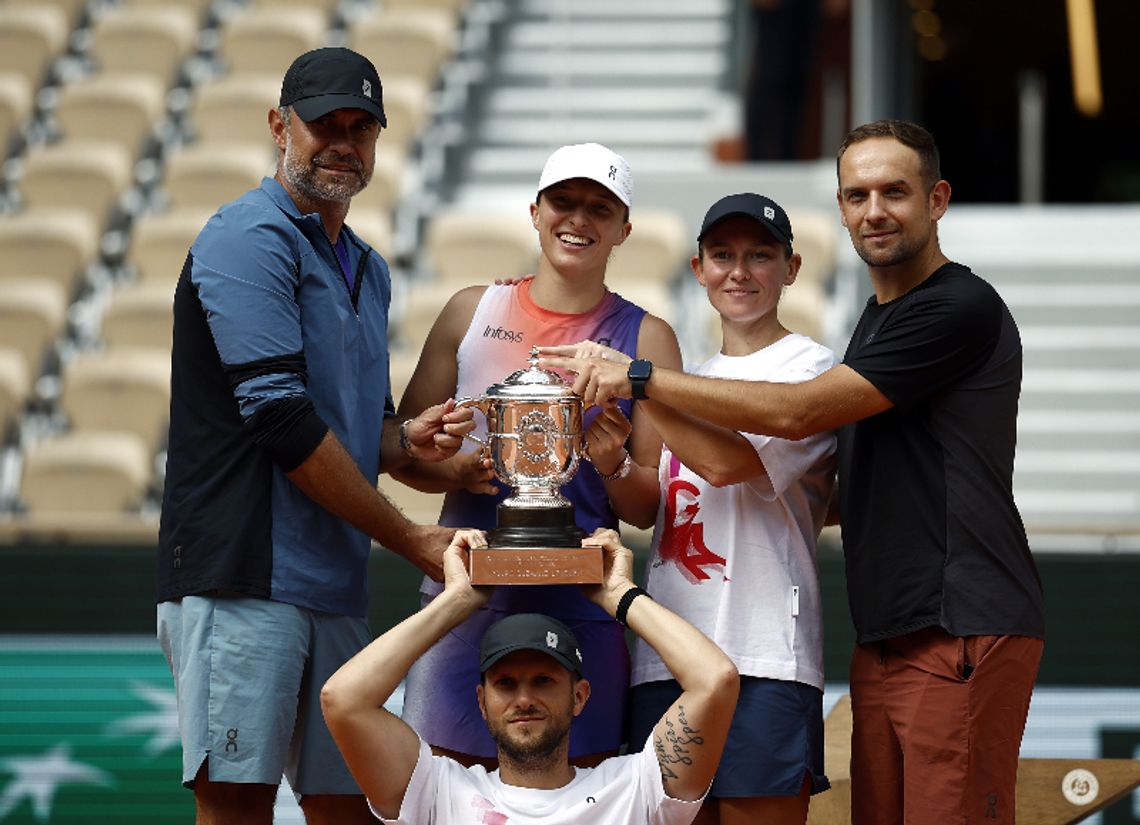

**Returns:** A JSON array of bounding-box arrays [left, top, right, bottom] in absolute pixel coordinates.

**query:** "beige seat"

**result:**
[[127, 207, 212, 284], [425, 209, 537, 286], [608, 208, 688, 283], [348, 211, 394, 257], [377, 475, 444, 526], [101, 282, 174, 351], [0, 277, 67, 376], [116, 0, 214, 15], [0, 72, 33, 150], [162, 142, 273, 210], [377, 75, 430, 153], [349, 7, 456, 87], [246, 0, 341, 11], [87, 6, 198, 86], [59, 347, 171, 449], [786, 208, 839, 289], [0, 5, 68, 88], [54, 72, 167, 159], [189, 73, 281, 145], [778, 282, 828, 340], [4, 0, 89, 29], [20, 430, 152, 515], [0, 208, 99, 294], [350, 144, 406, 215], [18, 140, 134, 230], [0, 347, 30, 434], [218, 7, 327, 76]]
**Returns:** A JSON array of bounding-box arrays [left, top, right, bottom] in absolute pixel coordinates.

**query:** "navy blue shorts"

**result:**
[[628, 676, 830, 798]]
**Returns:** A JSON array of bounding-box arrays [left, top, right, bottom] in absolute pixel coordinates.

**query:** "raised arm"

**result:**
[[320, 530, 490, 819], [390, 286, 498, 495], [580, 530, 739, 801], [542, 347, 892, 440]]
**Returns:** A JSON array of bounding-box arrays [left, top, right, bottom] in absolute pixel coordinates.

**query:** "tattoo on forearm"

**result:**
[[654, 704, 703, 783]]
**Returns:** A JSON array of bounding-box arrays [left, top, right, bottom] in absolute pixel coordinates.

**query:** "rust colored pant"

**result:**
[[849, 626, 1043, 825]]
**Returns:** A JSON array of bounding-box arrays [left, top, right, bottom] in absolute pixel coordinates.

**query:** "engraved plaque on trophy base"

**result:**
[[469, 502, 601, 585]]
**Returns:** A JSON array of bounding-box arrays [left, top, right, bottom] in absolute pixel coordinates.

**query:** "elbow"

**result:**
[[708, 656, 740, 706], [319, 679, 348, 729]]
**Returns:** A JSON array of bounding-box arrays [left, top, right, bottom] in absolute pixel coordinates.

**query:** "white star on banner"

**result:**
[[103, 681, 181, 757], [0, 743, 113, 822]]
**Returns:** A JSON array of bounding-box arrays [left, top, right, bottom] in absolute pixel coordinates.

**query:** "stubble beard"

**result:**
[[853, 223, 932, 269], [488, 711, 572, 769], [282, 136, 370, 204]]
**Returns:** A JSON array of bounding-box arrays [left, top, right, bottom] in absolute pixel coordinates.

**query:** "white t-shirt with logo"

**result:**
[[371, 738, 703, 825], [631, 334, 837, 691]]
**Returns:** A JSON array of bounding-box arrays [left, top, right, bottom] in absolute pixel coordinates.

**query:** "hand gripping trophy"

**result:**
[[455, 347, 601, 584]]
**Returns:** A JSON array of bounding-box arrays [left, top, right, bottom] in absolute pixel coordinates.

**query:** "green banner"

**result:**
[[0, 638, 192, 823]]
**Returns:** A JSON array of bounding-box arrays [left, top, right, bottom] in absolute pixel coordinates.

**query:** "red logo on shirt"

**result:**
[[659, 471, 726, 583]]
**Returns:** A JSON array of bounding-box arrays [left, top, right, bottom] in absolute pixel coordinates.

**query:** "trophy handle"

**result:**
[[454, 396, 489, 450]]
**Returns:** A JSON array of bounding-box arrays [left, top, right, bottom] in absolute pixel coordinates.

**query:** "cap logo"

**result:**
[[546, 631, 558, 649], [764, 206, 775, 220], [362, 78, 372, 97], [608, 166, 617, 180]]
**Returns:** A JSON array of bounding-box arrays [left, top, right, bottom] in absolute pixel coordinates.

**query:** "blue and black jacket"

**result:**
[[158, 177, 393, 618]]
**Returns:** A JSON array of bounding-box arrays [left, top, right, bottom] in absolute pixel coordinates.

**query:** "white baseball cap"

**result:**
[[536, 142, 633, 208]]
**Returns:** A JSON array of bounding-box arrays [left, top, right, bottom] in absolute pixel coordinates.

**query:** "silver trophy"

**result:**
[[455, 347, 599, 583]]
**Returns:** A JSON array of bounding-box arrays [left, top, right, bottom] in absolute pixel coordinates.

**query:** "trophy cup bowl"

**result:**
[[455, 348, 601, 585]]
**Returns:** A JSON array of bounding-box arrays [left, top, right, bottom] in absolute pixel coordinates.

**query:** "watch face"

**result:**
[[629, 360, 651, 380]]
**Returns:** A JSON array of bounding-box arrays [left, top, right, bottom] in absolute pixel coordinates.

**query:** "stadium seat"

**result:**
[[188, 73, 280, 145], [0, 347, 30, 436], [59, 347, 171, 449], [0, 277, 67, 377], [777, 281, 828, 340], [17, 140, 134, 231], [425, 209, 537, 286], [786, 207, 839, 289], [161, 143, 273, 210], [20, 430, 152, 515], [377, 475, 444, 526], [348, 211, 394, 257], [4, 0, 89, 29], [217, 7, 327, 77], [0, 72, 33, 151], [348, 7, 456, 87], [101, 282, 174, 352], [374, 75, 431, 154], [246, 0, 341, 11], [87, 6, 198, 87], [0, 5, 68, 89], [350, 144, 406, 216], [607, 207, 688, 286], [126, 208, 211, 284], [53, 72, 167, 159], [0, 208, 100, 294]]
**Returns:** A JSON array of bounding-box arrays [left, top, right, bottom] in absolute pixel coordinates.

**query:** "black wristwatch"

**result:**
[[628, 359, 653, 400]]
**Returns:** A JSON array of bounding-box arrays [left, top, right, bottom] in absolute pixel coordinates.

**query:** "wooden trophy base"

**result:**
[[469, 545, 603, 585], [469, 500, 600, 585]]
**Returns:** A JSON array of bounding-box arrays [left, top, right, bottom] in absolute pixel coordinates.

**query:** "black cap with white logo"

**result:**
[[479, 613, 583, 677], [697, 192, 794, 246], [279, 47, 386, 127]]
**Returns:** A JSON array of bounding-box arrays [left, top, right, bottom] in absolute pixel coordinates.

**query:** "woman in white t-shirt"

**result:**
[[552, 193, 837, 825]]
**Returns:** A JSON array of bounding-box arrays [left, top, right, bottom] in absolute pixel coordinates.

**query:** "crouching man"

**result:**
[[321, 528, 739, 824]]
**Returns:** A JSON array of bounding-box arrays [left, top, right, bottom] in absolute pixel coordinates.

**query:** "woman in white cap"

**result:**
[[391, 143, 683, 769]]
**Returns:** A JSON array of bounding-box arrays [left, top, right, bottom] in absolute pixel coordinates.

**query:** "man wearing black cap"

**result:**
[[321, 528, 740, 825], [157, 47, 474, 824], [540, 120, 1044, 825]]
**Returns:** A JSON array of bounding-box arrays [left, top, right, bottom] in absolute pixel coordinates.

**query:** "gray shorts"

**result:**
[[157, 594, 370, 796]]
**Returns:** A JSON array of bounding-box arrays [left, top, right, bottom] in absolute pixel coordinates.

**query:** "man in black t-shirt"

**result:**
[[540, 120, 1044, 825]]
